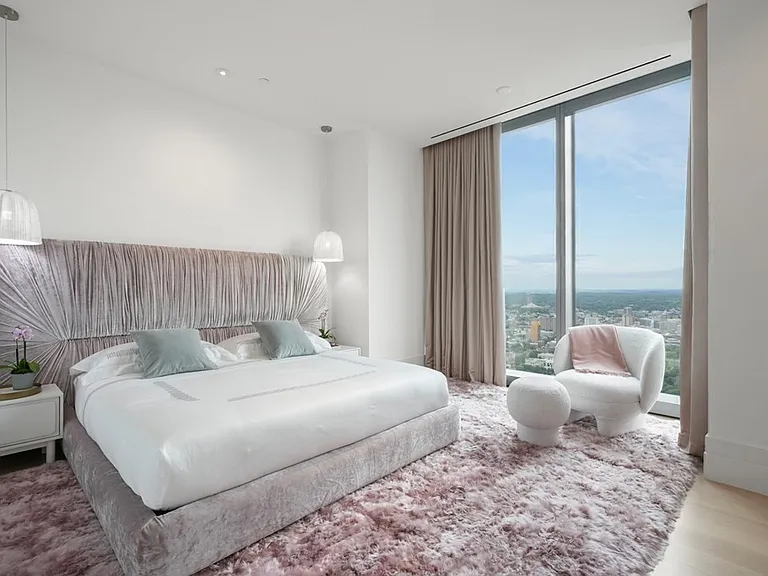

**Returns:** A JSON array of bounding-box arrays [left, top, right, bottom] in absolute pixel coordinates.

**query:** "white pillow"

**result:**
[[202, 342, 240, 366], [70, 343, 140, 377], [305, 332, 332, 352], [70, 341, 240, 376], [219, 330, 331, 360], [218, 333, 269, 361]]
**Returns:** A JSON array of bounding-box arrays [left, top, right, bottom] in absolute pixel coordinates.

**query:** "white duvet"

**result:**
[[74, 354, 449, 510]]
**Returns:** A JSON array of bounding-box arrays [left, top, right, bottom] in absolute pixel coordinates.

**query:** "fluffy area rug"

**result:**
[[0, 381, 699, 576]]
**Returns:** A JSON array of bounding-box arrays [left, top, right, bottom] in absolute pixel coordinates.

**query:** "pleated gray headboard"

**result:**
[[0, 239, 328, 403]]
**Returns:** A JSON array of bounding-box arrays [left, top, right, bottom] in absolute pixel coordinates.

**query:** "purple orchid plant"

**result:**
[[1, 326, 40, 375]]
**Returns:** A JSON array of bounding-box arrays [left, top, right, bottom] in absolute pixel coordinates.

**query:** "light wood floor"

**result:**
[[653, 478, 768, 575]]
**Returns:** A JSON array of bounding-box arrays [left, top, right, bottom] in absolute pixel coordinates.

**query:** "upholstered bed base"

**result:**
[[63, 404, 461, 576]]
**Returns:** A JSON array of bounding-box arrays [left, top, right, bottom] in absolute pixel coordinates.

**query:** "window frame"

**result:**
[[502, 62, 691, 418]]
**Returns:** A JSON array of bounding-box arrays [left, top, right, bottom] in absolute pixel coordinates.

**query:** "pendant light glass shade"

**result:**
[[1, 9, 41, 246], [0, 189, 42, 245], [313, 230, 343, 262]]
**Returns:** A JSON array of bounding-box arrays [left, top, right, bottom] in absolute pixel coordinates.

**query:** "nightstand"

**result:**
[[326, 345, 362, 357], [0, 384, 63, 464]]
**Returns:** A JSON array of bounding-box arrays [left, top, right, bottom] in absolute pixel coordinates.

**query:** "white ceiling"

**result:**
[[11, 0, 700, 144]]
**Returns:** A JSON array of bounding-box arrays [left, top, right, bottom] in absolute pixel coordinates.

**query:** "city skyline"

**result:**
[[504, 289, 682, 394], [501, 78, 691, 292]]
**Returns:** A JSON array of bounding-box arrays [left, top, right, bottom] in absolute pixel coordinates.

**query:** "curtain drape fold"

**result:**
[[424, 125, 506, 386], [678, 4, 708, 456]]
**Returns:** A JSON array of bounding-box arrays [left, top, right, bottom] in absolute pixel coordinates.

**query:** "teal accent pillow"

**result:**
[[252, 320, 316, 360], [131, 329, 217, 378]]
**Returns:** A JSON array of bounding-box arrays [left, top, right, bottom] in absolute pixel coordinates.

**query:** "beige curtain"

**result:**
[[678, 4, 708, 456], [424, 124, 505, 386]]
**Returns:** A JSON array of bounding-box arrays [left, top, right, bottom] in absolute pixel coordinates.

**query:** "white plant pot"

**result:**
[[11, 372, 36, 390]]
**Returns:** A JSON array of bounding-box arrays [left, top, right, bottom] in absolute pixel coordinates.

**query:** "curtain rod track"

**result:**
[[430, 54, 672, 140]]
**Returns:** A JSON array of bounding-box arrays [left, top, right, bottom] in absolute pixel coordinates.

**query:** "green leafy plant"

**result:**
[[1, 326, 40, 375]]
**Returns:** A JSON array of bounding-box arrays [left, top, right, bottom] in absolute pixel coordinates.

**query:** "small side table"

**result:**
[[325, 345, 362, 357], [0, 384, 63, 464]]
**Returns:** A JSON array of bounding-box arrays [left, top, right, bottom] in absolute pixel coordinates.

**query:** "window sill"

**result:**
[[506, 370, 681, 419], [651, 392, 680, 418], [506, 369, 553, 384]]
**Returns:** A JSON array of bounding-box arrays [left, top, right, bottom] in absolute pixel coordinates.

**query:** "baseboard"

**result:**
[[704, 435, 768, 496], [400, 355, 425, 366]]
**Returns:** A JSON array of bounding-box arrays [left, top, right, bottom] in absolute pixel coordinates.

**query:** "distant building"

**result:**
[[584, 315, 599, 325], [529, 320, 541, 342], [524, 356, 553, 372], [539, 315, 556, 331]]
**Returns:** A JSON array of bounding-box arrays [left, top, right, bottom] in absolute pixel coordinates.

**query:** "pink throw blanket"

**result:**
[[569, 325, 631, 377]]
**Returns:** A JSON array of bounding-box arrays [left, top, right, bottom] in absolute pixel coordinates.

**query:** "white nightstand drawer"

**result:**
[[325, 345, 362, 356], [0, 398, 59, 447]]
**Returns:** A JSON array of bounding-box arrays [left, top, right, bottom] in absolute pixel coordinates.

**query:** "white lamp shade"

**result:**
[[313, 230, 343, 262], [0, 190, 42, 245]]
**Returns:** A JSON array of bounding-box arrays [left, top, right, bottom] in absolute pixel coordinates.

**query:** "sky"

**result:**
[[501, 78, 690, 292]]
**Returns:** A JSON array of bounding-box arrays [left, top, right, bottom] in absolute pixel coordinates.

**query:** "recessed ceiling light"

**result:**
[[496, 85, 512, 95], [257, 77, 270, 84], [216, 68, 229, 76]]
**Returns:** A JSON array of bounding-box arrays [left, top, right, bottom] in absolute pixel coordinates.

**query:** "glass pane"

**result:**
[[501, 120, 557, 375], [574, 79, 691, 395]]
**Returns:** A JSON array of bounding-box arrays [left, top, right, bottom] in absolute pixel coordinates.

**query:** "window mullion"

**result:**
[[564, 113, 575, 331], [556, 108, 576, 338]]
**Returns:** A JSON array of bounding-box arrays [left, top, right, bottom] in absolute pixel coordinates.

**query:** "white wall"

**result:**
[[327, 130, 424, 362], [367, 133, 424, 363], [3, 38, 424, 363], [327, 132, 371, 354], [705, 0, 768, 495], [4, 38, 324, 255]]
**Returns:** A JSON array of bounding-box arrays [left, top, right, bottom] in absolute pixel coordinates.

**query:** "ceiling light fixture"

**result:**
[[496, 85, 512, 95], [313, 125, 343, 263], [257, 77, 270, 84], [0, 4, 42, 246], [216, 68, 228, 76]]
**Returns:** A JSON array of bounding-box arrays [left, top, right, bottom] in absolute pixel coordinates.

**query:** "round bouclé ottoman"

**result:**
[[507, 376, 571, 446]]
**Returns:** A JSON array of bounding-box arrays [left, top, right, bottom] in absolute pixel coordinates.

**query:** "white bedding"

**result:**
[[74, 354, 449, 510]]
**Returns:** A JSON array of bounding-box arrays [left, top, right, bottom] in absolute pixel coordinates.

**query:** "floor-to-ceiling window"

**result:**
[[501, 63, 690, 412], [501, 116, 557, 375]]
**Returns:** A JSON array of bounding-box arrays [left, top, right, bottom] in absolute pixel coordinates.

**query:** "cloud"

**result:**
[[516, 80, 690, 190], [504, 253, 597, 266], [503, 266, 683, 292], [575, 267, 683, 291], [504, 248, 683, 290], [504, 254, 554, 265]]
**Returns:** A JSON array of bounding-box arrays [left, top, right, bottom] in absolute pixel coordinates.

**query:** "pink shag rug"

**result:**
[[0, 381, 699, 576]]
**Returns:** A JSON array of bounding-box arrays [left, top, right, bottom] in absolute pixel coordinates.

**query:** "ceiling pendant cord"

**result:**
[[4, 15, 8, 190]]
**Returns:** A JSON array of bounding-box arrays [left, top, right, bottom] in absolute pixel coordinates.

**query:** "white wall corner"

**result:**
[[399, 355, 425, 366], [704, 435, 768, 496]]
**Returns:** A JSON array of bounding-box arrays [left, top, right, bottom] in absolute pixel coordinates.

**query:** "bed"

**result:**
[[74, 353, 451, 511], [0, 240, 461, 576]]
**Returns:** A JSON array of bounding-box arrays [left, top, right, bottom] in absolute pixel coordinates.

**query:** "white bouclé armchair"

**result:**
[[553, 326, 666, 436]]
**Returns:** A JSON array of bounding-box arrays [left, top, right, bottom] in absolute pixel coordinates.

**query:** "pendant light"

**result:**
[[313, 125, 343, 262], [0, 5, 41, 246], [313, 230, 344, 262]]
